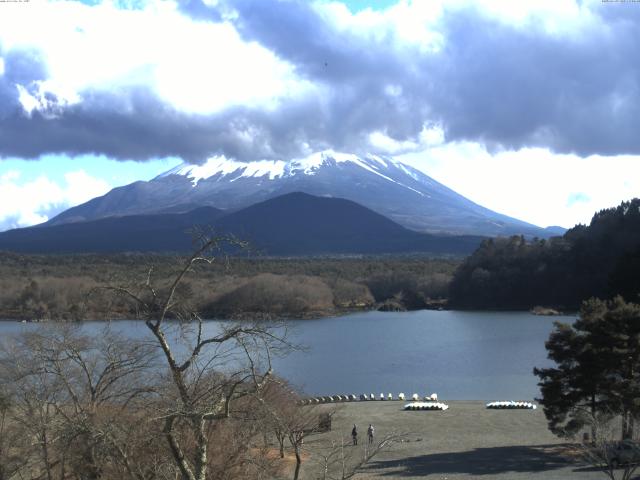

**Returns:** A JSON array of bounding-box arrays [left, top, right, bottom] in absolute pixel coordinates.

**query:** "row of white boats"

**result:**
[[300, 394, 537, 411], [485, 401, 537, 409], [402, 400, 537, 411], [300, 392, 438, 404], [403, 402, 449, 411]]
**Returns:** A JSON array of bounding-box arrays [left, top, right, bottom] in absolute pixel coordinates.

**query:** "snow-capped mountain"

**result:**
[[48, 150, 548, 237]]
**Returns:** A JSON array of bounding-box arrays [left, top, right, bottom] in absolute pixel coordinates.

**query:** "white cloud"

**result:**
[[0, 169, 110, 231], [62, 170, 112, 206], [399, 144, 640, 229], [316, 0, 598, 52], [0, 170, 19, 182], [15, 85, 39, 116], [0, 1, 313, 115], [369, 124, 445, 154], [316, 0, 444, 52]]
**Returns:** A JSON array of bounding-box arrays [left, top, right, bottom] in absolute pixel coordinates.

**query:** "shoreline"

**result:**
[[0, 306, 577, 323]]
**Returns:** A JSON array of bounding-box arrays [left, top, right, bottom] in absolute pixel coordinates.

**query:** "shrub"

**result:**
[[208, 274, 334, 316]]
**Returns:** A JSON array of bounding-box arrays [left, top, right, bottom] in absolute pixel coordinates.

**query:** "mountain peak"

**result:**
[[158, 150, 404, 186], [48, 150, 551, 238]]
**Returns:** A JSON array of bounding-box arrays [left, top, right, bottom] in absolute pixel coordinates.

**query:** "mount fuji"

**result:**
[[47, 151, 550, 238]]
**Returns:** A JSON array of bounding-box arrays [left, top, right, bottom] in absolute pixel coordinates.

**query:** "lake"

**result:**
[[0, 310, 573, 400]]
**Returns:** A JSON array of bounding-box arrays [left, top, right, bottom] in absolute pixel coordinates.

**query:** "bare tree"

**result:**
[[312, 432, 405, 480], [258, 379, 295, 459], [254, 377, 329, 480], [576, 411, 640, 480], [286, 402, 324, 480], [0, 325, 160, 480], [101, 234, 292, 480], [0, 335, 67, 480], [0, 235, 294, 480], [0, 388, 29, 480]]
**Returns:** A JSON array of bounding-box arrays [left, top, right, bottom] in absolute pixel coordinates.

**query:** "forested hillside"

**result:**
[[449, 199, 640, 310], [0, 254, 457, 321]]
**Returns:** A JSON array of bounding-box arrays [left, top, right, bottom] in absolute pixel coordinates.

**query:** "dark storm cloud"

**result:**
[[225, 0, 432, 146], [226, 0, 640, 157], [0, 43, 320, 161], [422, 5, 640, 156], [0, 85, 328, 162], [0, 48, 48, 118], [1, 0, 640, 162], [0, 23, 426, 162]]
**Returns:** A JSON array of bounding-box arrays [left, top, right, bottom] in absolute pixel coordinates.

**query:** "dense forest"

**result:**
[[0, 254, 458, 321], [449, 198, 640, 310]]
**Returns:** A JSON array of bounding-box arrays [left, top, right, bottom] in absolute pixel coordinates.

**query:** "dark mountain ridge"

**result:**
[[0, 207, 225, 253], [0, 192, 483, 255]]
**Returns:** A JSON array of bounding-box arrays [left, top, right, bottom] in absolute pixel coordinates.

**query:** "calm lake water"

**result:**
[[0, 310, 574, 400]]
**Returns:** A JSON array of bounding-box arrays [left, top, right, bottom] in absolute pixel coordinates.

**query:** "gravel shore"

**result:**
[[298, 401, 606, 480]]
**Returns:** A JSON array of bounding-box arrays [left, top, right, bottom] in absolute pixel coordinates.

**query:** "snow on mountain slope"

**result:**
[[158, 150, 427, 195], [161, 157, 287, 184], [48, 150, 549, 238]]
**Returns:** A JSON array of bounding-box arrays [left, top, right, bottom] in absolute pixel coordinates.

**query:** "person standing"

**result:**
[[351, 424, 358, 445], [367, 424, 374, 445]]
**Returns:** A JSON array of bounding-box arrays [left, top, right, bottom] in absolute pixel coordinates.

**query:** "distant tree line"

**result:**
[[0, 254, 459, 321], [449, 199, 640, 310]]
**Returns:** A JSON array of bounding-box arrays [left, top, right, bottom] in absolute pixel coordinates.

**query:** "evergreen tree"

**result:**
[[534, 320, 605, 438], [535, 297, 640, 440], [450, 198, 640, 310]]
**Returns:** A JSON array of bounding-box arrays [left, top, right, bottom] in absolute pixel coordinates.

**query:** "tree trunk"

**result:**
[[194, 418, 208, 480], [624, 411, 635, 440], [622, 410, 632, 440], [293, 445, 301, 480], [591, 393, 597, 442], [74, 434, 103, 480], [41, 427, 53, 480], [164, 418, 196, 480]]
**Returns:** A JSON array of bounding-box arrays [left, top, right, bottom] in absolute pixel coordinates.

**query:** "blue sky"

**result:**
[[1, 0, 639, 231], [342, 0, 399, 12], [77, 0, 400, 11], [1, 155, 179, 185]]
